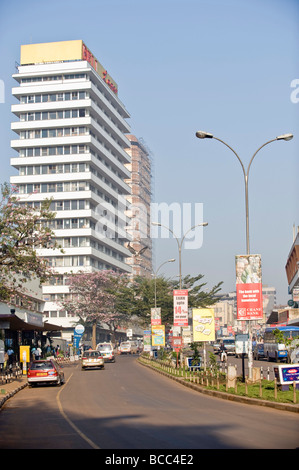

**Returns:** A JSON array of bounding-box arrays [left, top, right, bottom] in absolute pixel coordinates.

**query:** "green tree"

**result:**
[[0, 183, 59, 302]]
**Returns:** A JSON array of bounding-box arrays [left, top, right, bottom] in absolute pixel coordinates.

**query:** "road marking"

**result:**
[[56, 372, 100, 449]]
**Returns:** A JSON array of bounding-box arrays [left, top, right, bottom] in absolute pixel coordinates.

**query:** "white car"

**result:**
[[119, 341, 139, 354], [96, 342, 115, 362]]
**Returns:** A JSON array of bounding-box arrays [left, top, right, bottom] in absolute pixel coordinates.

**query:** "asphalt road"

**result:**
[[0, 355, 298, 450]]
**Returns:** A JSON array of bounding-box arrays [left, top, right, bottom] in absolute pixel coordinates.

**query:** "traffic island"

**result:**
[[138, 355, 299, 414]]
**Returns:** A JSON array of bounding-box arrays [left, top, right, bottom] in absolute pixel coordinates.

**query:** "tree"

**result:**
[[0, 183, 58, 302], [61, 270, 131, 348], [129, 274, 223, 326]]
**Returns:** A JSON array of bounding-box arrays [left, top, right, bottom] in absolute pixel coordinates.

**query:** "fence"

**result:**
[[140, 355, 298, 405], [0, 363, 23, 385]]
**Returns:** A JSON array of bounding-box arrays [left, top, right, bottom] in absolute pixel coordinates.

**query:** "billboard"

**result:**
[[173, 289, 188, 327], [151, 307, 161, 325], [151, 325, 165, 347], [235, 254, 263, 320], [20, 40, 118, 94], [192, 308, 215, 342]]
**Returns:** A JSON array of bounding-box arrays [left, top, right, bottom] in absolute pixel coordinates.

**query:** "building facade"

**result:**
[[10, 40, 132, 339], [124, 135, 152, 277]]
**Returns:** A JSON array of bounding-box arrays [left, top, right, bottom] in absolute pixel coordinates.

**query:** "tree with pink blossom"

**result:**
[[61, 270, 133, 348]]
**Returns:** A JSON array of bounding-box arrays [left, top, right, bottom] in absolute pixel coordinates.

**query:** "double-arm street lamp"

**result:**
[[153, 258, 176, 309], [152, 222, 208, 289], [195, 130, 293, 378]]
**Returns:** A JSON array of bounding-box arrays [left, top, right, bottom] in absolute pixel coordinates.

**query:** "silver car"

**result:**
[[81, 350, 105, 370]]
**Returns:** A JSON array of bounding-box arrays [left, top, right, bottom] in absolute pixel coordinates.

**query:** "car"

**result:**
[[253, 342, 265, 360], [96, 342, 115, 362], [129, 341, 139, 354], [216, 338, 235, 355], [119, 341, 139, 354], [119, 341, 132, 354], [81, 350, 105, 370], [27, 359, 65, 386]]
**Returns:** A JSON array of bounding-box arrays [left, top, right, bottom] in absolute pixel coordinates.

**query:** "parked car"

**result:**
[[27, 359, 65, 386], [96, 342, 115, 362], [81, 350, 105, 370], [253, 343, 265, 360]]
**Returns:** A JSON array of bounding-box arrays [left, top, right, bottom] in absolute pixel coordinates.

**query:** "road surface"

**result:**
[[0, 355, 298, 449]]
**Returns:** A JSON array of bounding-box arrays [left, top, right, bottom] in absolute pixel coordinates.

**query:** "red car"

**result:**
[[27, 359, 65, 386]]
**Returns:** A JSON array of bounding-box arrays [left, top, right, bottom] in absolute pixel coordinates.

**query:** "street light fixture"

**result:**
[[195, 129, 293, 379], [153, 258, 176, 309], [152, 222, 208, 289]]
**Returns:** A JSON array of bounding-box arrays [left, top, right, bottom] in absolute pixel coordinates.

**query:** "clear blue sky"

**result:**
[[0, 0, 298, 304]]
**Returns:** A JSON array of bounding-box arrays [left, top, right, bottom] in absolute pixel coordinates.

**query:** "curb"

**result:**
[[0, 382, 28, 409], [138, 359, 299, 414]]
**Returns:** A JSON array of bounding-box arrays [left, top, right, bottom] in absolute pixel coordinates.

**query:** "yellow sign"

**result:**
[[19, 345, 30, 363], [192, 308, 215, 342], [20, 40, 118, 94], [152, 325, 165, 347]]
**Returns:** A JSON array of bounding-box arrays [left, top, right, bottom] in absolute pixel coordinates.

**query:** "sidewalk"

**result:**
[[0, 374, 28, 409]]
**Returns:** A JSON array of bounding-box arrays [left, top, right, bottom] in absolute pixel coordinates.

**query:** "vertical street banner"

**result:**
[[173, 289, 188, 327], [192, 308, 215, 342], [151, 325, 165, 347], [235, 254, 263, 320], [151, 307, 161, 325], [143, 330, 152, 352]]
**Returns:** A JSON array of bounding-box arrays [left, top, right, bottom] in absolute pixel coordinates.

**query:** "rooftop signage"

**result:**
[[20, 40, 118, 95]]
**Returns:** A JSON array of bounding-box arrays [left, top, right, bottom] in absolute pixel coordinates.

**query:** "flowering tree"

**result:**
[[61, 270, 132, 348], [0, 183, 58, 303]]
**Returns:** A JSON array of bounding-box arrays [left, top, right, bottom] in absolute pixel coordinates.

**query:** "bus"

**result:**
[[263, 326, 299, 363]]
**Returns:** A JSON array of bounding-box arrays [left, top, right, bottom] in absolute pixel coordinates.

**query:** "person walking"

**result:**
[[7, 346, 14, 367]]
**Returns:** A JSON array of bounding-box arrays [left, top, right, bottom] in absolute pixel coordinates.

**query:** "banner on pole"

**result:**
[[173, 289, 188, 327], [151, 307, 161, 325], [235, 254, 263, 320]]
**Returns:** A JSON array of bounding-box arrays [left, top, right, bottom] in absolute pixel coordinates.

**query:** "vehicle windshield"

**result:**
[[223, 340, 235, 345], [121, 342, 130, 347], [97, 343, 112, 351], [83, 351, 100, 358], [30, 361, 54, 370]]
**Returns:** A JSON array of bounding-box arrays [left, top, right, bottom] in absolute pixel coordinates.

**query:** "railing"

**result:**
[[0, 363, 23, 385]]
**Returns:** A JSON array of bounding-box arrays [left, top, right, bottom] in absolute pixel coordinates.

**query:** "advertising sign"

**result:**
[[173, 289, 188, 327], [73, 324, 85, 351], [273, 364, 299, 385], [152, 325, 165, 347], [192, 308, 215, 342], [151, 307, 161, 325], [172, 336, 183, 352], [235, 334, 249, 355], [235, 254, 263, 320], [143, 330, 152, 352]]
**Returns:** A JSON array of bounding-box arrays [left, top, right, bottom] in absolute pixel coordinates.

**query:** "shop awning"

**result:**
[[0, 314, 64, 332]]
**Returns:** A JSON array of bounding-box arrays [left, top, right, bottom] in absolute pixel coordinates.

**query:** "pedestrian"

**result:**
[[36, 346, 42, 360], [219, 342, 227, 363], [7, 346, 14, 367]]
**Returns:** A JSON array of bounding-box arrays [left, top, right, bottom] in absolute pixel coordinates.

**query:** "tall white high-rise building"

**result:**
[[10, 40, 132, 339]]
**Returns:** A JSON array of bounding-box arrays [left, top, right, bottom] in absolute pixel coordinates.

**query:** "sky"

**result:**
[[0, 0, 298, 305]]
